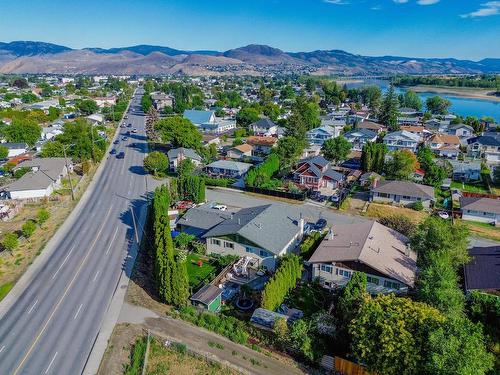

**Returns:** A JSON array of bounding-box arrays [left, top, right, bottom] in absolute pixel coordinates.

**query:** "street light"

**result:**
[[62, 143, 75, 201]]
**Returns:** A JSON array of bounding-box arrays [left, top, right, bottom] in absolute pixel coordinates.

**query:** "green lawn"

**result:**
[[186, 254, 216, 288], [450, 181, 489, 194], [0, 282, 13, 301]]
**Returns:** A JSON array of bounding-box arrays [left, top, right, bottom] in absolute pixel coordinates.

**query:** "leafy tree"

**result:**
[[426, 317, 494, 375], [174, 232, 195, 250], [21, 92, 39, 103], [14, 167, 31, 179], [41, 141, 64, 158], [177, 158, 195, 177], [273, 136, 306, 173], [410, 216, 469, 269], [379, 85, 399, 131], [245, 154, 280, 188], [76, 99, 98, 115], [321, 136, 352, 164], [2, 233, 19, 252], [426, 96, 451, 115], [384, 149, 418, 180], [37, 208, 50, 224], [401, 90, 422, 111], [3, 119, 41, 147], [144, 151, 169, 176], [289, 319, 314, 361], [0, 145, 8, 159], [236, 107, 260, 127], [285, 94, 320, 139], [22, 220, 37, 238], [350, 294, 445, 375], [56, 119, 106, 162], [273, 317, 289, 349], [361, 142, 387, 173], [155, 116, 202, 150], [141, 94, 153, 112], [12, 78, 28, 89], [416, 252, 465, 318], [47, 106, 60, 121]]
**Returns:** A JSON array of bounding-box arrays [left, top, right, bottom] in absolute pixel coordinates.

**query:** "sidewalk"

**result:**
[[117, 302, 306, 375]]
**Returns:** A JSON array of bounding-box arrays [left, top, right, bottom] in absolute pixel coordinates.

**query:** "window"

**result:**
[[321, 264, 332, 273], [224, 242, 234, 249], [367, 276, 380, 285], [246, 247, 252, 253], [402, 195, 411, 200], [212, 239, 221, 246], [336, 268, 351, 278], [259, 250, 268, 257], [384, 280, 400, 289], [378, 193, 389, 198]]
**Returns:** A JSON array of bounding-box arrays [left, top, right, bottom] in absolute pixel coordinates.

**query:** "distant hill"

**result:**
[[0, 41, 499, 75]]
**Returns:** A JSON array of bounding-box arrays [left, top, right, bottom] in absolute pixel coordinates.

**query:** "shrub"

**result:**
[[412, 201, 424, 211], [203, 176, 235, 187], [378, 214, 415, 237], [37, 208, 50, 224], [124, 337, 147, 375], [2, 233, 18, 251], [22, 220, 37, 238]]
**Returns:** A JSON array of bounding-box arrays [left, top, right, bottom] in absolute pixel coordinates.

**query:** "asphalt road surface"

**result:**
[[0, 89, 149, 374]]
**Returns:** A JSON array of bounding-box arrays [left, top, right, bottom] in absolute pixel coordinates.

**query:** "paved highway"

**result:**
[[0, 89, 149, 374]]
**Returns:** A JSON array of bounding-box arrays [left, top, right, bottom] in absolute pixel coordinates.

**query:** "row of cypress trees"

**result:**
[[361, 142, 387, 173], [152, 185, 189, 306], [261, 254, 302, 311], [245, 154, 280, 187], [168, 176, 206, 204]]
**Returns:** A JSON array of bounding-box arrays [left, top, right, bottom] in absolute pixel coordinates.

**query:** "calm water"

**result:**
[[344, 79, 500, 122]]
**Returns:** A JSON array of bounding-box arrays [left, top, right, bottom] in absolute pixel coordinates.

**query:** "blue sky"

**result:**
[[0, 0, 499, 59]]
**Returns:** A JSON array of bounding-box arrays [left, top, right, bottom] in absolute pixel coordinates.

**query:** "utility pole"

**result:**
[[62, 145, 75, 201]]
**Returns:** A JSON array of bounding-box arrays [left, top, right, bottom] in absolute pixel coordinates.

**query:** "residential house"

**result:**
[[203, 204, 304, 270], [467, 135, 500, 164], [383, 130, 420, 153], [87, 114, 104, 125], [359, 172, 381, 187], [300, 144, 321, 159], [308, 221, 416, 294], [250, 118, 278, 137], [293, 156, 345, 193], [448, 124, 474, 137], [41, 127, 63, 141], [357, 121, 386, 134], [450, 160, 481, 181], [166, 147, 202, 172], [94, 97, 117, 107], [177, 205, 231, 237], [199, 119, 236, 134], [397, 117, 420, 126], [2, 157, 70, 200], [425, 119, 450, 133], [306, 125, 340, 146], [151, 92, 173, 111], [399, 107, 420, 116], [400, 125, 425, 139], [343, 129, 378, 151], [190, 284, 222, 312], [427, 133, 461, 158], [2, 143, 28, 158], [246, 136, 276, 156], [227, 144, 253, 160], [183, 109, 216, 127], [205, 160, 252, 178], [370, 180, 435, 208], [463, 245, 500, 292], [461, 197, 500, 224]]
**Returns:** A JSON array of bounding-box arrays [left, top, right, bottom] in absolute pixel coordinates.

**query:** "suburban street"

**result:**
[[0, 90, 149, 374]]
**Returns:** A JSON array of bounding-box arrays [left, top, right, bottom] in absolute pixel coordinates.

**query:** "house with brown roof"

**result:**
[[427, 133, 461, 158], [227, 144, 253, 160], [308, 221, 417, 294], [246, 136, 277, 156], [357, 121, 386, 134], [293, 155, 345, 193], [461, 197, 500, 224], [370, 180, 435, 208]]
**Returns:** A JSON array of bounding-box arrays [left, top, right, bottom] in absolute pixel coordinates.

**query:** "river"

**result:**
[[344, 79, 500, 122]]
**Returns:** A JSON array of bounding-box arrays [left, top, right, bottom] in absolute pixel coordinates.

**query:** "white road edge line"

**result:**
[[27, 299, 38, 315], [51, 245, 76, 280], [93, 270, 100, 282], [74, 304, 83, 320], [45, 352, 58, 374], [105, 227, 120, 255], [0, 345, 5, 353]]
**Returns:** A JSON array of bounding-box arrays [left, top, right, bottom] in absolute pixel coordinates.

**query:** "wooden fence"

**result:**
[[334, 357, 375, 375]]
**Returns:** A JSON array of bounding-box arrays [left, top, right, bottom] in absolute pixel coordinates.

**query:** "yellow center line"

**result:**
[[12, 205, 114, 375]]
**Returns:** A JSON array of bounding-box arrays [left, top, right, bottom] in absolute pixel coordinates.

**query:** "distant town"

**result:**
[[0, 72, 499, 375]]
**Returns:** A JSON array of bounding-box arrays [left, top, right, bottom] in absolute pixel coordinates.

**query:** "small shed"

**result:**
[[250, 308, 288, 330], [190, 284, 222, 312]]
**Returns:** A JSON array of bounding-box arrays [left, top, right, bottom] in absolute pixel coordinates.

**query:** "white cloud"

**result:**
[[461, 1, 500, 17], [393, 0, 409, 3], [417, 0, 440, 5], [323, 0, 348, 4], [371, 4, 382, 10]]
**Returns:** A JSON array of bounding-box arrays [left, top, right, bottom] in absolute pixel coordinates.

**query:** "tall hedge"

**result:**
[[245, 154, 280, 187], [172, 176, 206, 204], [261, 254, 302, 311]]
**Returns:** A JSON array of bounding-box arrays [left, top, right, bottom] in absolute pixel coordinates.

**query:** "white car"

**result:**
[[212, 204, 227, 211], [438, 211, 449, 220]]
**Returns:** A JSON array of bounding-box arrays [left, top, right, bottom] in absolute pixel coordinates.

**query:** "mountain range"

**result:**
[[0, 41, 499, 76]]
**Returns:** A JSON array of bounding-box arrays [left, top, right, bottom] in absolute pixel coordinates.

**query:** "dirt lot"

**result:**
[[461, 220, 500, 242], [363, 202, 429, 224], [0, 169, 95, 299]]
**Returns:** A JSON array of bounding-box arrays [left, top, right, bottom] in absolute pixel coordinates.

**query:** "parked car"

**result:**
[[132, 128, 138, 133], [124, 115, 128, 119], [212, 204, 227, 211], [110, 149, 117, 155], [122, 136, 128, 141], [315, 218, 327, 231], [113, 140, 119, 145], [127, 123, 132, 128], [176, 200, 194, 210], [116, 151, 125, 159], [120, 124, 126, 128]]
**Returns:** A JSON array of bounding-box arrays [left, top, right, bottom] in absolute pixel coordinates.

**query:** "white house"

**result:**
[[383, 130, 420, 152], [306, 125, 341, 146], [2, 143, 28, 158], [461, 197, 500, 225], [166, 147, 202, 172], [250, 118, 278, 137]]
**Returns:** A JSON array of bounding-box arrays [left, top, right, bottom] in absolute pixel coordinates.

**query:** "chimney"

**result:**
[[238, 218, 241, 225], [329, 227, 334, 240], [230, 212, 234, 220]]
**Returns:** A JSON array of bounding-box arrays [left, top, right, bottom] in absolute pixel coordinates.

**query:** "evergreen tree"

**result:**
[[379, 85, 399, 131]]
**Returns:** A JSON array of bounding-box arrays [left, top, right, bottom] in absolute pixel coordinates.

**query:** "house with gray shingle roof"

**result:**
[[203, 204, 304, 270], [309, 221, 416, 294], [250, 118, 278, 137], [370, 180, 435, 208], [461, 197, 500, 225], [205, 160, 252, 178], [176, 205, 232, 237], [167, 147, 202, 172]]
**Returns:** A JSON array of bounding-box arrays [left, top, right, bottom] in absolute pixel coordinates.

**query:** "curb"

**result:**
[[0, 89, 136, 320]]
